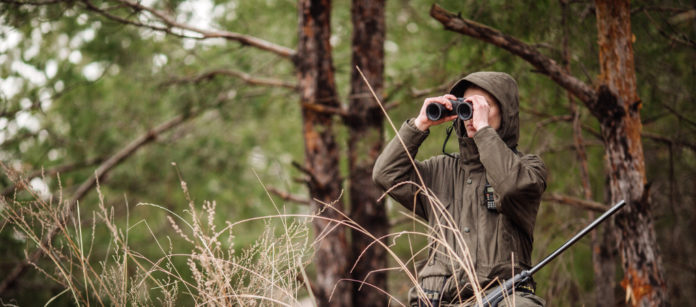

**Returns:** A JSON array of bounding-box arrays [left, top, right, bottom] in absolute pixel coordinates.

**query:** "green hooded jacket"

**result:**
[[372, 72, 547, 301]]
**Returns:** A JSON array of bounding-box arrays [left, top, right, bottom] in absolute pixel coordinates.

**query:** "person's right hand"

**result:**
[[414, 94, 458, 131]]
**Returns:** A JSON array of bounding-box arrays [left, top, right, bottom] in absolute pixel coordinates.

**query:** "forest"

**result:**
[[0, 0, 694, 306]]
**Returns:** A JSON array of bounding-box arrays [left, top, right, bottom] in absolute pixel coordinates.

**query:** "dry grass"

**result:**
[[0, 171, 314, 306], [0, 166, 517, 306], [0, 69, 518, 306]]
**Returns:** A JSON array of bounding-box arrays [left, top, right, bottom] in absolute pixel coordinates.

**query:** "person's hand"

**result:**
[[467, 94, 491, 131], [414, 94, 458, 131]]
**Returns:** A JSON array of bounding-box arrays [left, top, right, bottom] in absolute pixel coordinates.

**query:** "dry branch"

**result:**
[[2, 0, 296, 59], [161, 69, 298, 90], [641, 7, 696, 49], [543, 193, 607, 213], [301, 102, 348, 117], [266, 187, 310, 206], [410, 80, 455, 98], [642, 131, 696, 152], [110, 0, 296, 58], [430, 4, 598, 109]]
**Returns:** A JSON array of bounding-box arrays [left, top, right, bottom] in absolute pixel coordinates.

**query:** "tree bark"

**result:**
[[347, 1, 387, 306], [560, 1, 616, 305], [295, 1, 351, 306], [594, 1, 667, 305]]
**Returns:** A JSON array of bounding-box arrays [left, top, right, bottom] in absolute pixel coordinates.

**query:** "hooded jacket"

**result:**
[[373, 72, 547, 301]]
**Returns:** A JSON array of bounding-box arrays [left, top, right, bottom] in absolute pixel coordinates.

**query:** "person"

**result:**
[[372, 72, 546, 306]]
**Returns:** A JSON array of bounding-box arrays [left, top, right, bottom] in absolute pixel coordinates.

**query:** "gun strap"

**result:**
[[442, 120, 457, 159]]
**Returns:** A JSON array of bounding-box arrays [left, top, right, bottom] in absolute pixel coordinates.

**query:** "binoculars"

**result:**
[[425, 98, 473, 121]]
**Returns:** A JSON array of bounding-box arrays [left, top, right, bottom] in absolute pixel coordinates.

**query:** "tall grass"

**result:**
[[0, 69, 517, 305], [0, 171, 314, 306], [0, 167, 521, 306]]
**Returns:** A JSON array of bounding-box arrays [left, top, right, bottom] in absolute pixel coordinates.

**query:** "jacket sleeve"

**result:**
[[372, 118, 433, 220], [473, 126, 547, 236]]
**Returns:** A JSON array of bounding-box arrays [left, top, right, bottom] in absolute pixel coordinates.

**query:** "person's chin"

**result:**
[[466, 128, 476, 138]]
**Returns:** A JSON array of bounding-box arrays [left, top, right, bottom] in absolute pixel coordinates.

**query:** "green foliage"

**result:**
[[1, 0, 694, 305]]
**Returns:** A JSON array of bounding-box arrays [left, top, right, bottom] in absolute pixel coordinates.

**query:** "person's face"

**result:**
[[463, 87, 501, 138]]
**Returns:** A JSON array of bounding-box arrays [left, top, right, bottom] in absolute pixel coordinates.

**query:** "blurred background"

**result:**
[[1, 0, 694, 306]]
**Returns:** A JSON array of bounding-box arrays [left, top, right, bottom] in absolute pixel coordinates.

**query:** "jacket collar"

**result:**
[[457, 136, 482, 170]]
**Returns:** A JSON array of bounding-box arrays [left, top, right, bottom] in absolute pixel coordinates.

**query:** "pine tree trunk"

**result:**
[[347, 0, 387, 306], [296, 0, 351, 305], [593, 220, 618, 306], [594, 0, 667, 305]]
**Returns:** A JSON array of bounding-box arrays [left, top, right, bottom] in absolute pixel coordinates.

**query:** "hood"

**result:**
[[449, 71, 520, 149]]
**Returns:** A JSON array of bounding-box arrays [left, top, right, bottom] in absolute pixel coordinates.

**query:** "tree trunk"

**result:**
[[295, 1, 351, 306], [560, 1, 617, 304], [594, 0, 667, 305], [347, 1, 387, 306]]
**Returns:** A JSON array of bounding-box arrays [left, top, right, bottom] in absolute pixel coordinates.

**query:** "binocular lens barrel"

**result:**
[[425, 98, 473, 121]]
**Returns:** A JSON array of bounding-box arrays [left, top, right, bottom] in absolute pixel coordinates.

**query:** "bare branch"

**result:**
[[410, 80, 454, 98], [266, 187, 309, 206], [106, 0, 296, 58], [9, 0, 297, 58], [658, 99, 696, 129], [543, 193, 608, 213], [301, 103, 348, 117], [642, 131, 696, 153], [430, 4, 598, 108], [161, 69, 298, 90], [536, 140, 604, 156], [641, 8, 696, 49], [291, 161, 318, 185], [536, 114, 574, 128]]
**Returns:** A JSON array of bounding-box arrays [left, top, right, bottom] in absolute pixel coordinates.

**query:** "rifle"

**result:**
[[482, 200, 626, 307]]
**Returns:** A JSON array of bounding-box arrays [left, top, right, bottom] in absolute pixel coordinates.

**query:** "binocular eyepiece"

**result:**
[[425, 98, 473, 121]]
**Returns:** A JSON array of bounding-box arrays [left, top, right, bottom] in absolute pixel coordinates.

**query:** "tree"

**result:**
[[347, 1, 388, 306], [431, 1, 667, 305], [295, 0, 351, 305], [0, 0, 390, 305], [3, 1, 695, 305]]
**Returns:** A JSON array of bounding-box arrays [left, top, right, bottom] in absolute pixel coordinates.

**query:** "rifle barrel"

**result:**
[[529, 200, 626, 275]]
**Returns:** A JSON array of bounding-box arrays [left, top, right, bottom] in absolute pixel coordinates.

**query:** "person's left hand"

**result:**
[[467, 94, 491, 132]]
